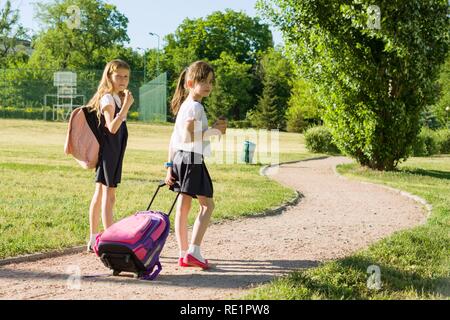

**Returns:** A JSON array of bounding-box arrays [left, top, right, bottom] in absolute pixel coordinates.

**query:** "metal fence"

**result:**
[[0, 68, 148, 121], [139, 72, 167, 122]]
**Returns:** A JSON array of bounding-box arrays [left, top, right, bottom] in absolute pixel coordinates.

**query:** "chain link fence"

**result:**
[[139, 72, 168, 122], [0, 68, 150, 121]]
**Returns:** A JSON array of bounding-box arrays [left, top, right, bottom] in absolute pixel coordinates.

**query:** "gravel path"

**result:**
[[0, 157, 428, 300]]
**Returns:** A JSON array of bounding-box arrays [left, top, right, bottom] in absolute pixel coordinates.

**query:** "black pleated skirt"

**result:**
[[95, 104, 128, 188], [169, 150, 214, 198]]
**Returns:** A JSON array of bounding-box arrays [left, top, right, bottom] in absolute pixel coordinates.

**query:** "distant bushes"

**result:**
[[412, 128, 450, 156], [0, 106, 141, 121], [304, 126, 340, 154], [304, 125, 449, 157], [0, 106, 50, 120], [438, 129, 450, 154], [227, 119, 252, 129]]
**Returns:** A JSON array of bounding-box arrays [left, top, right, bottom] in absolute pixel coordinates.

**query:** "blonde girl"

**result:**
[[86, 59, 134, 252]]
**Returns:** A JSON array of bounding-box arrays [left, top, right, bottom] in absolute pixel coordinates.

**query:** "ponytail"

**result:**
[[170, 68, 188, 116]]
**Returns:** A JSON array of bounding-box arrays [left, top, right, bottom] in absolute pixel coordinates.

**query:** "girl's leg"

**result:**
[[89, 183, 103, 235], [101, 186, 116, 230], [87, 183, 103, 251], [175, 194, 193, 257], [191, 196, 214, 246], [185, 196, 214, 266]]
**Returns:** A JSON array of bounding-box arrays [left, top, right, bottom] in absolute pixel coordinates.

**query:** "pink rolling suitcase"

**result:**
[[93, 181, 180, 280]]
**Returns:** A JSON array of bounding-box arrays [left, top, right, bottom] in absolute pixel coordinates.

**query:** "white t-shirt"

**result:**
[[100, 94, 122, 112], [169, 99, 211, 157]]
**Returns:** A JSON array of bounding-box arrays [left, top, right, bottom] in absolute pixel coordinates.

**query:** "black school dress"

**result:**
[[169, 150, 214, 199], [95, 100, 128, 188]]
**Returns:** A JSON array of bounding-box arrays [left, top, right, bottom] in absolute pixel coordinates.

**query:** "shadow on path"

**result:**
[[0, 258, 320, 290]]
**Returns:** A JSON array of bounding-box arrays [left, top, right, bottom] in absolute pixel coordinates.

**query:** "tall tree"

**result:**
[[249, 81, 282, 130], [163, 9, 274, 121], [251, 48, 293, 129], [206, 52, 253, 121], [258, 0, 450, 170], [431, 54, 450, 127], [165, 9, 273, 66], [0, 0, 29, 67], [286, 77, 322, 133], [29, 0, 129, 70]]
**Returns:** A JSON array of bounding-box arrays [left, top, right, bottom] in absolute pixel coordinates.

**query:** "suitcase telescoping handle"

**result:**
[[146, 181, 181, 216]]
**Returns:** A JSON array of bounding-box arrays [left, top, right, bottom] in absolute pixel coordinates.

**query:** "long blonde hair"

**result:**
[[170, 60, 215, 116], [87, 59, 131, 121]]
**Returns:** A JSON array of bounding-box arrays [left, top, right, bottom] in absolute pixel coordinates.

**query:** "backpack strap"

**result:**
[[81, 107, 103, 145]]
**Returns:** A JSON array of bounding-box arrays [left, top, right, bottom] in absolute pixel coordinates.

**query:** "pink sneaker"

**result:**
[[183, 253, 209, 269], [178, 257, 191, 267]]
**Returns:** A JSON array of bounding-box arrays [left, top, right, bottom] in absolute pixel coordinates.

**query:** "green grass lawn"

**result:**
[[0, 119, 315, 259], [4, 119, 446, 300], [245, 155, 450, 300]]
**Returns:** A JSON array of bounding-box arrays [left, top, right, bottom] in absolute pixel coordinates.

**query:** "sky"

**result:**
[[10, 0, 283, 50]]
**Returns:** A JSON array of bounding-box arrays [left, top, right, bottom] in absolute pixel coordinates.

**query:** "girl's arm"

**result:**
[[168, 133, 175, 163], [165, 134, 176, 186], [183, 118, 224, 142], [103, 104, 127, 134], [103, 91, 134, 134]]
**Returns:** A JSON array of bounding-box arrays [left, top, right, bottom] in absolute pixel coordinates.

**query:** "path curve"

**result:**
[[0, 157, 428, 300]]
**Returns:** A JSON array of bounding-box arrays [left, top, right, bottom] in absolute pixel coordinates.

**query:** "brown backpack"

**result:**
[[64, 107, 103, 169]]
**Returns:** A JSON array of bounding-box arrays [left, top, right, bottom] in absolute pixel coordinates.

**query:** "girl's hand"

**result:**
[[123, 89, 134, 109], [165, 168, 176, 186], [212, 118, 227, 135]]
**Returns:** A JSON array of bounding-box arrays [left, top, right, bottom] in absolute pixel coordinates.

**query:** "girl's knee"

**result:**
[[93, 184, 102, 198], [103, 187, 116, 203], [197, 207, 213, 223], [199, 198, 214, 213], [203, 202, 215, 221], [108, 192, 116, 204]]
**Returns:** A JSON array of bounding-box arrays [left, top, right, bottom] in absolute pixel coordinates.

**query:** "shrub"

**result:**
[[436, 129, 450, 154], [285, 105, 306, 133], [128, 111, 139, 121], [412, 134, 428, 157], [0, 106, 51, 120], [228, 119, 252, 129], [412, 128, 441, 156], [286, 78, 321, 133], [305, 126, 340, 154]]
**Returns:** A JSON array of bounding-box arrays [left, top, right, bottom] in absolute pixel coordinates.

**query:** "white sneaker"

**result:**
[[87, 241, 94, 253]]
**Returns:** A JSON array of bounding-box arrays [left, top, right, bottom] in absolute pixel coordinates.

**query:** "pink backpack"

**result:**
[[64, 107, 103, 169], [93, 181, 181, 280]]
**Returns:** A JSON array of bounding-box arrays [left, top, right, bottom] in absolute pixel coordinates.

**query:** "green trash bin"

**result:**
[[242, 141, 256, 164]]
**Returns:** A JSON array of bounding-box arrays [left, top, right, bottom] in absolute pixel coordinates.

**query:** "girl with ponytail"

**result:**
[[165, 61, 227, 269]]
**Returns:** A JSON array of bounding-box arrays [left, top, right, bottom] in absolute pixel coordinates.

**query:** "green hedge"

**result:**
[[0, 106, 141, 122], [0, 106, 51, 120], [436, 129, 450, 154], [412, 128, 450, 156], [304, 126, 340, 154], [227, 119, 252, 129]]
